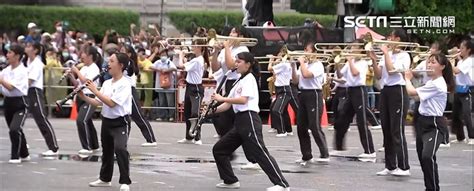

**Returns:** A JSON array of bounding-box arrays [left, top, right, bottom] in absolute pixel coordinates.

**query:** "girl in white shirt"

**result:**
[[120, 44, 157, 147], [450, 39, 474, 144], [24, 41, 59, 156], [268, 46, 295, 137], [79, 53, 133, 191], [69, 45, 101, 154], [333, 41, 375, 158], [176, 38, 208, 145], [370, 29, 411, 176], [0, 44, 30, 164], [210, 27, 249, 137], [405, 53, 454, 191], [211, 52, 290, 191], [291, 43, 329, 165]]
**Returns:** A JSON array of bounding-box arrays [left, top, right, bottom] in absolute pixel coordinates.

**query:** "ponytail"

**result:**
[[123, 44, 139, 76], [429, 53, 455, 92], [84, 45, 102, 69], [202, 46, 210, 67]]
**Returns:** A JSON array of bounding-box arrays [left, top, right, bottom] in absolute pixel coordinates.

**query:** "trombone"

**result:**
[[208, 35, 258, 47], [364, 32, 430, 53]]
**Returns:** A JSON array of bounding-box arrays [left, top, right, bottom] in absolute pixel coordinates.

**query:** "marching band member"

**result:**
[[451, 39, 474, 145], [291, 43, 329, 165], [176, 38, 208, 145], [413, 42, 443, 143], [210, 27, 249, 137], [268, 47, 294, 137], [69, 45, 102, 154], [405, 53, 454, 191], [79, 53, 132, 191], [370, 29, 411, 176], [211, 52, 290, 191], [0, 44, 30, 164], [24, 41, 59, 156], [332, 40, 375, 158], [120, 44, 157, 147]]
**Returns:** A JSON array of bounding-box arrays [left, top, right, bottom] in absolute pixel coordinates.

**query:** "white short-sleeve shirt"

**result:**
[[184, 56, 205, 84], [340, 59, 368, 87], [297, 61, 324, 89], [217, 46, 249, 80], [416, 77, 447, 116], [455, 56, 473, 86], [272, 61, 292, 87], [228, 74, 260, 113], [1, 64, 29, 97], [27, 56, 44, 90], [98, 76, 132, 119], [79, 63, 101, 94], [379, 51, 411, 86]]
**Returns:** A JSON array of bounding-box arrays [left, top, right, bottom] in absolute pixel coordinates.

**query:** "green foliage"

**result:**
[[0, 5, 140, 36], [397, 0, 474, 42], [167, 11, 337, 34], [291, 0, 337, 14]]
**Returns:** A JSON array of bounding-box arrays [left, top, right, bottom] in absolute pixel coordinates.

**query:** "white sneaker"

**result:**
[[78, 149, 93, 155], [315, 157, 330, 163], [21, 156, 31, 162], [168, 117, 174, 122], [216, 182, 240, 189], [8, 159, 21, 164], [377, 147, 385, 152], [88, 179, 111, 187], [193, 140, 202, 145], [287, 132, 294, 136], [296, 158, 315, 166], [468, 139, 474, 145], [120, 184, 130, 191], [42, 150, 58, 156], [276, 133, 288, 137], [376, 168, 394, 176], [268, 128, 277, 133], [177, 138, 194, 144], [391, 168, 410, 176], [240, 162, 261, 170], [439, 143, 450, 148], [92, 148, 101, 153], [141, 142, 158, 147], [371, 125, 382, 130], [358, 152, 376, 158], [450, 139, 467, 144], [266, 185, 290, 191], [156, 118, 163, 121]]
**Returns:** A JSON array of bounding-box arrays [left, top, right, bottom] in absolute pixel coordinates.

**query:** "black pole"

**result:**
[[160, 0, 164, 35]]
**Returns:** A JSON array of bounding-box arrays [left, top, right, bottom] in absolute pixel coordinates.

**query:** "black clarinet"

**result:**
[[57, 60, 77, 84], [188, 68, 236, 138], [55, 69, 107, 111]]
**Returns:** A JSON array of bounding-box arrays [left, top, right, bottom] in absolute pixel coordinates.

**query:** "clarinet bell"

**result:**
[[188, 118, 199, 137], [55, 100, 64, 111]]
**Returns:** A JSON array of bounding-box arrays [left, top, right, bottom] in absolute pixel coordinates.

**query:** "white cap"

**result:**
[[42, 32, 51, 37], [17, 35, 25, 41], [27, 22, 37, 29]]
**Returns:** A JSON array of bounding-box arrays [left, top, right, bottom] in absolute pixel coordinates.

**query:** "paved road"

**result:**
[[0, 118, 473, 191]]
